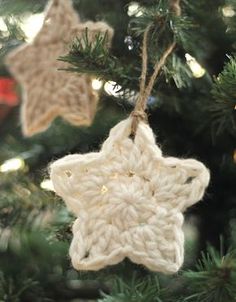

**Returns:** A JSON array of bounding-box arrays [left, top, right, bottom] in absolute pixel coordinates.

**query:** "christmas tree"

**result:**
[[0, 0, 236, 301]]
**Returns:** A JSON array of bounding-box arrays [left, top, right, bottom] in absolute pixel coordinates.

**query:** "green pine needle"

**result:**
[[210, 55, 236, 135], [183, 246, 236, 302], [99, 274, 163, 302]]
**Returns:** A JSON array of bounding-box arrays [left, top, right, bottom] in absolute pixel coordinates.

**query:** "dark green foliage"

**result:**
[[62, 0, 196, 94], [0, 0, 236, 301], [210, 56, 236, 135], [62, 0, 236, 140], [61, 31, 140, 92], [0, 17, 25, 74], [182, 247, 236, 302], [99, 275, 163, 302]]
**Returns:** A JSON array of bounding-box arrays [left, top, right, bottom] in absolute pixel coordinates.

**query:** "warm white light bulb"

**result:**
[[185, 53, 206, 78], [0, 158, 25, 173], [21, 13, 44, 42], [222, 5, 235, 17], [127, 2, 143, 17], [233, 149, 236, 163], [0, 17, 7, 32], [92, 79, 103, 90], [104, 81, 122, 97], [40, 179, 55, 192]]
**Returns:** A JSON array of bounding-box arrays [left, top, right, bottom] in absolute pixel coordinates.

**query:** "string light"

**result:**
[[124, 35, 134, 51], [0, 17, 7, 32], [127, 2, 143, 17], [92, 78, 103, 90], [0, 157, 25, 173], [222, 5, 235, 17], [185, 53, 206, 78], [104, 81, 122, 97], [21, 13, 44, 42], [40, 179, 55, 191], [233, 149, 236, 163]]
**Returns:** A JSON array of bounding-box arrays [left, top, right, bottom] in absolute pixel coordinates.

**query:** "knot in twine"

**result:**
[[131, 110, 148, 134], [131, 0, 181, 135], [131, 110, 147, 121]]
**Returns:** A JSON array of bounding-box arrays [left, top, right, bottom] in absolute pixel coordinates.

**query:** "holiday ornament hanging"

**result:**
[[50, 117, 210, 273], [50, 0, 210, 273]]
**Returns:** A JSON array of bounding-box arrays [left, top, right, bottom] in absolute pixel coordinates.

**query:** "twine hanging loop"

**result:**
[[131, 0, 181, 135]]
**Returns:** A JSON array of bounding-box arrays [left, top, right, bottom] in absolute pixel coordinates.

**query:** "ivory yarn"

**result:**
[[50, 117, 210, 273]]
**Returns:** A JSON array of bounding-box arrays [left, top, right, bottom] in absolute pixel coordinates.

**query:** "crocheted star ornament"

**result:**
[[5, 0, 113, 136], [50, 118, 210, 273]]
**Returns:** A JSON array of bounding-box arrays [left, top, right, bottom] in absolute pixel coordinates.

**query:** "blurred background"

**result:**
[[0, 0, 236, 301]]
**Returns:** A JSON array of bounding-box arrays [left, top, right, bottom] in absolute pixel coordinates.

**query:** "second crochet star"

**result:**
[[6, 0, 113, 136]]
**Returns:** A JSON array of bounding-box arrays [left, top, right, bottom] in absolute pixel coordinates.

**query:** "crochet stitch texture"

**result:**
[[50, 118, 210, 273], [5, 0, 113, 136]]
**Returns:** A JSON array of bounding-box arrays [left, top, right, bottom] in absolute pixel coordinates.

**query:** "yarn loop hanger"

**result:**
[[131, 0, 182, 135]]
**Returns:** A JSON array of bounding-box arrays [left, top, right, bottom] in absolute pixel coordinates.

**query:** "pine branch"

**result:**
[[210, 55, 236, 136], [163, 53, 193, 88], [182, 245, 236, 302], [0, 171, 109, 301], [99, 274, 163, 302], [0, 16, 26, 71], [0, 171, 73, 252], [129, 0, 193, 43], [0, 272, 38, 302], [60, 2, 196, 95], [60, 30, 140, 92]]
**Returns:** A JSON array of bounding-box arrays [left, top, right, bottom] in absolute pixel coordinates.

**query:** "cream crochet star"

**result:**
[[50, 118, 210, 273], [5, 0, 113, 136]]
